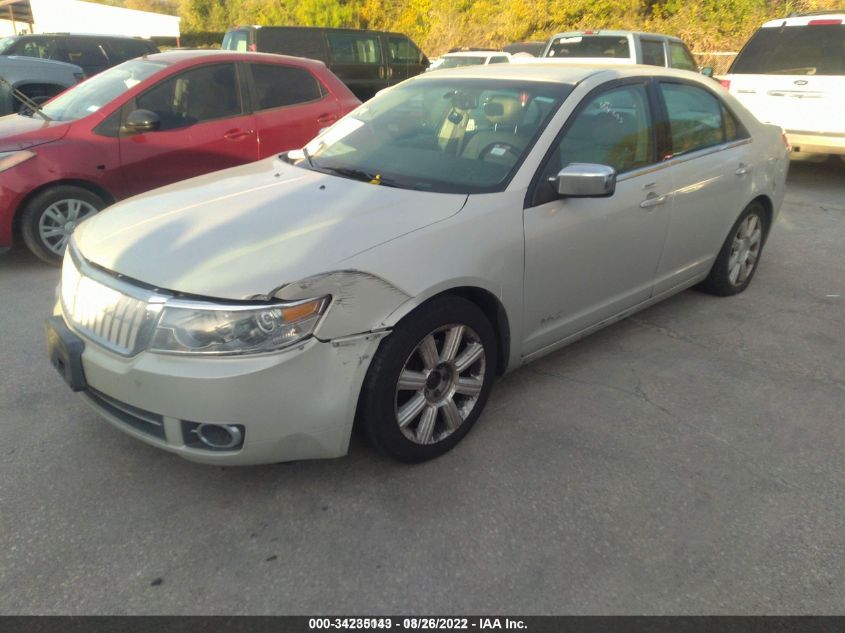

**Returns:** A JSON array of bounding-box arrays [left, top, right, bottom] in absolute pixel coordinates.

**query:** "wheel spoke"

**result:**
[[67, 200, 81, 221], [397, 392, 427, 428], [398, 369, 427, 391], [44, 207, 66, 224], [440, 325, 464, 362], [415, 405, 437, 444], [40, 228, 65, 239], [455, 376, 483, 396], [454, 342, 484, 373], [417, 335, 439, 370], [729, 262, 741, 285], [441, 398, 463, 432]]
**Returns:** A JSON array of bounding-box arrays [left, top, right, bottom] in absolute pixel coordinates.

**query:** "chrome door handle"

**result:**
[[640, 193, 667, 209], [735, 164, 751, 176]]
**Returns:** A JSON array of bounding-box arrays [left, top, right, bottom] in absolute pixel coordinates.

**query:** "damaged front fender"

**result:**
[[272, 270, 411, 341]]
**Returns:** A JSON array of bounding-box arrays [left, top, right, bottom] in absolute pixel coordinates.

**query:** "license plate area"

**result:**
[[45, 316, 87, 392]]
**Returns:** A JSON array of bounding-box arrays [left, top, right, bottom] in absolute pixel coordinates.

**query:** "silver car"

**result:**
[[47, 64, 790, 465]]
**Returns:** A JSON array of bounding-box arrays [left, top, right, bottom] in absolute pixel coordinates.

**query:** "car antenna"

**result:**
[[0, 75, 53, 121]]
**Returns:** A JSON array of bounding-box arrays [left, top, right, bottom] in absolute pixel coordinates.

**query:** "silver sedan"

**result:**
[[48, 64, 790, 465]]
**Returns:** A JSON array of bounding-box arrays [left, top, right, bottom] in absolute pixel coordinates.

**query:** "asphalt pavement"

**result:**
[[0, 158, 843, 614]]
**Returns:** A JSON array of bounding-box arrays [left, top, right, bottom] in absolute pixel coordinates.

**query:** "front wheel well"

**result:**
[[435, 286, 511, 376], [12, 179, 115, 237]]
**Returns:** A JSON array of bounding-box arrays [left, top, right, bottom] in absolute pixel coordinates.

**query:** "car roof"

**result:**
[[144, 49, 327, 70], [761, 13, 845, 27], [413, 62, 707, 84], [442, 51, 510, 58], [547, 30, 684, 42]]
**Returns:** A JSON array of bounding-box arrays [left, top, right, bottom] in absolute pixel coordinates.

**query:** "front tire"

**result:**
[[358, 295, 497, 462], [20, 186, 105, 264], [699, 201, 769, 296]]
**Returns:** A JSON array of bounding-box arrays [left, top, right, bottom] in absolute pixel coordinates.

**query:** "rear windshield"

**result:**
[[546, 35, 630, 58], [730, 24, 845, 75], [0, 36, 17, 54], [439, 56, 488, 68]]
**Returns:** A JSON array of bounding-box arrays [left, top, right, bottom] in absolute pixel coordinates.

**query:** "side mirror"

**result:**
[[124, 109, 161, 134], [550, 163, 617, 198], [700, 67, 714, 77]]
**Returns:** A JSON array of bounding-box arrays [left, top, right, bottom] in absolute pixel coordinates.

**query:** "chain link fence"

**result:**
[[693, 52, 738, 76]]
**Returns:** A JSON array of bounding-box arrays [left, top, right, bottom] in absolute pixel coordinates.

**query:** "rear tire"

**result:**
[[20, 185, 105, 265], [698, 200, 768, 296], [358, 295, 497, 462]]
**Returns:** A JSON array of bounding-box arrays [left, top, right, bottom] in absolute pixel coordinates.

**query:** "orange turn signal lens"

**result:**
[[280, 298, 326, 323]]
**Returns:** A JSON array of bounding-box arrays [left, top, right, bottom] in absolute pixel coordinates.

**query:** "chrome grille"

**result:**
[[61, 249, 160, 356]]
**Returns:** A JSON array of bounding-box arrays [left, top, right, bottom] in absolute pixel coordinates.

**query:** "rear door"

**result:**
[[640, 38, 667, 67], [725, 22, 845, 137], [326, 30, 386, 99], [118, 62, 258, 196], [245, 61, 341, 156]]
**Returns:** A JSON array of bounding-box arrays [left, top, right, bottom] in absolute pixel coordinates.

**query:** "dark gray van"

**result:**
[[222, 26, 428, 100], [0, 33, 159, 77]]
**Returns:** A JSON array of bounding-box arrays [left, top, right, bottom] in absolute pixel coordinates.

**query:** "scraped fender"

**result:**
[[273, 270, 411, 340]]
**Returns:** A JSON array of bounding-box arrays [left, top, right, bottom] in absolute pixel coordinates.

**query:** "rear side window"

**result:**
[[257, 28, 328, 62], [249, 63, 324, 110], [134, 63, 241, 130], [328, 32, 382, 64], [641, 39, 665, 66], [65, 38, 110, 69], [660, 82, 735, 155], [730, 24, 845, 75], [546, 35, 630, 58], [488, 56, 509, 64], [104, 39, 151, 63], [668, 42, 697, 71]]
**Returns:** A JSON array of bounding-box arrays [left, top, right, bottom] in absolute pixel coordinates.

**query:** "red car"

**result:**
[[0, 50, 360, 263]]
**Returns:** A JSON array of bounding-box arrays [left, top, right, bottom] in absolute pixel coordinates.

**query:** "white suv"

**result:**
[[721, 12, 845, 157]]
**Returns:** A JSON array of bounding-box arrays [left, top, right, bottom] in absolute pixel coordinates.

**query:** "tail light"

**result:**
[[808, 19, 841, 25], [719, 79, 731, 91]]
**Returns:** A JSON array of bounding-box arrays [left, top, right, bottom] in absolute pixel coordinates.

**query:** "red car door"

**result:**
[[118, 62, 258, 197], [246, 61, 343, 157]]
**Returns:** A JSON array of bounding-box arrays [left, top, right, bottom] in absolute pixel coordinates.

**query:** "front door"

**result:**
[[522, 80, 672, 357], [384, 34, 427, 85], [118, 62, 258, 197]]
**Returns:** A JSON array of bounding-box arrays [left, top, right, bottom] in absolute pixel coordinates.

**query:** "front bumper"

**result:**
[[785, 131, 845, 156], [56, 311, 383, 465]]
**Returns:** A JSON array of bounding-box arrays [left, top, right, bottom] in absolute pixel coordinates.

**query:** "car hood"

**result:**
[[74, 157, 468, 300], [0, 114, 71, 151]]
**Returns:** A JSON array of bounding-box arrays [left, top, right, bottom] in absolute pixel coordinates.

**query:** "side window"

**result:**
[[328, 32, 382, 64], [641, 39, 666, 67], [552, 83, 655, 174], [388, 35, 422, 63], [249, 63, 324, 110], [64, 38, 110, 68], [722, 104, 748, 142], [668, 42, 697, 71], [660, 82, 727, 155], [19, 38, 60, 60], [105, 40, 149, 63], [488, 56, 509, 64], [134, 63, 241, 131]]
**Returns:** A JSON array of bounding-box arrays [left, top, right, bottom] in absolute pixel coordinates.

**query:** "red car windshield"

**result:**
[[39, 59, 168, 122]]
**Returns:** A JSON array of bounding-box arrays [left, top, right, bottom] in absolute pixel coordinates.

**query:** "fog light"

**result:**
[[182, 421, 245, 451]]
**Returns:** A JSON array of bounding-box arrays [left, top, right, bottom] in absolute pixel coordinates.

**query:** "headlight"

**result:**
[[0, 150, 35, 173], [150, 297, 329, 355]]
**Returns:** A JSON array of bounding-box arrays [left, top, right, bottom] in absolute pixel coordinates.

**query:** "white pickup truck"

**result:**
[[719, 12, 845, 157]]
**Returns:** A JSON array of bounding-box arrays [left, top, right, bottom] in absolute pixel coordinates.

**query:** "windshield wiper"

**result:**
[[319, 166, 404, 188], [0, 75, 52, 121]]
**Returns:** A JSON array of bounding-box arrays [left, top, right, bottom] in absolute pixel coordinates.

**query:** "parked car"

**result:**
[[47, 64, 789, 466], [720, 12, 845, 157], [0, 55, 83, 115], [222, 26, 428, 100], [428, 51, 512, 70], [540, 30, 709, 74], [0, 33, 159, 77], [0, 50, 359, 262]]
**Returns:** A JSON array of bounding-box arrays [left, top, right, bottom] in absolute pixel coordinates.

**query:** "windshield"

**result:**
[[730, 24, 845, 75], [38, 59, 168, 122], [222, 29, 249, 52], [439, 56, 488, 68], [0, 36, 16, 54], [546, 35, 631, 58], [298, 78, 571, 194]]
